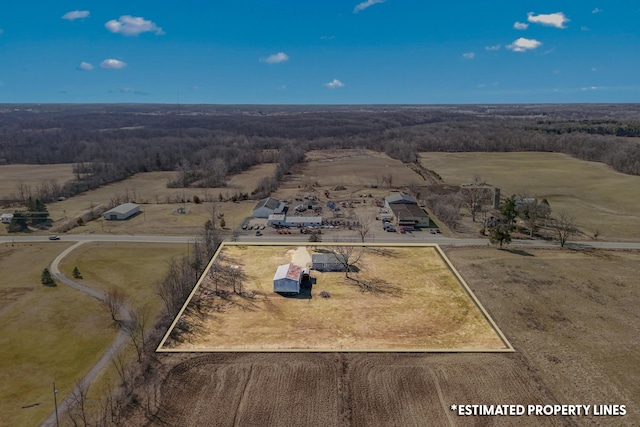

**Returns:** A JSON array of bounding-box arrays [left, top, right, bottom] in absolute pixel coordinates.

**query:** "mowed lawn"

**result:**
[[0, 242, 187, 427], [420, 152, 640, 240], [0, 242, 114, 427], [163, 244, 508, 351]]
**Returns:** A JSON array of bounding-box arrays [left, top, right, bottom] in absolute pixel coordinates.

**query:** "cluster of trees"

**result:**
[[8, 198, 50, 232], [487, 195, 577, 248], [2, 104, 640, 204]]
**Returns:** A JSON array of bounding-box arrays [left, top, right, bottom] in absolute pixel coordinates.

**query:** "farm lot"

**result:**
[[44, 163, 275, 235], [272, 149, 424, 202], [160, 243, 509, 351], [129, 247, 640, 427], [420, 152, 640, 241]]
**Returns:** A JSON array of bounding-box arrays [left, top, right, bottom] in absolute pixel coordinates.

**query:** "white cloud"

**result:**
[[592, 8, 602, 14], [325, 79, 344, 89], [277, 85, 287, 90], [100, 59, 127, 69], [62, 10, 90, 21], [591, 67, 597, 72], [261, 52, 289, 64], [462, 52, 475, 59], [105, 16, 164, 36], [354, 0, 385, 13], [78, 62, 94, 71], [121, 88, 147, 95], [507, 38, 542, 52], [581, 86, 605, 91], [581, 26, 590, 31], [485, 44, 501, 51], [527, 12, 570, 29], [513, 22, 529, 30], [0, 29, 4, 35], [320, 35, 335, 40]]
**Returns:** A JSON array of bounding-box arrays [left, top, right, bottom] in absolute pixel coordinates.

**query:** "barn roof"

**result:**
[[104, 203, 139, 215], [254, 197, 280, 211], [385, 193, 417, 205], [273, 263, 303, 281]]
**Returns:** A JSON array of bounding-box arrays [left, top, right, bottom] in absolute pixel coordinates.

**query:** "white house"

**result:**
[[273, 263, 303, 293], [102, 203, 140, 221], [311, 253, 347, 272]]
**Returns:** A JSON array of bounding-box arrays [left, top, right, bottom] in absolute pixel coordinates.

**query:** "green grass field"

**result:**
[[420, 152, 640, 240], [0, 242, 187, 426]]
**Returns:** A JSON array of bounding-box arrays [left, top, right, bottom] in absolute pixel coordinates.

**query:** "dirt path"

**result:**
[[40, 241, 132, 427], [290, 246, 312, 267]]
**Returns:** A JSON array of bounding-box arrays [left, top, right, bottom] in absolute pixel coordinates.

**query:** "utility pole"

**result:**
[[53, 382, 59, 427]]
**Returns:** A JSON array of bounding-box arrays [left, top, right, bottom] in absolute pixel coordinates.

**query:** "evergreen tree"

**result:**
[[41, 268, 56, 286], [72, 267, 83, 279]]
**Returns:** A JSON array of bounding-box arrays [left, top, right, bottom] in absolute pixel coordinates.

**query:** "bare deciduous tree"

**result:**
[[353, 212, 374, 242], [103, 287, 126, 326], [330, 243, 364, 279], [550, 211, 578, 248]]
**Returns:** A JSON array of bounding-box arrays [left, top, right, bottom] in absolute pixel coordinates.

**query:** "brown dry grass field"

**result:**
[[43, 163, 275, 234], [272, 150, 423, 201], [420, 152, 640, 241], [128, 246, 639, 427], [160, 243, 508, 351], [0, 163, 76, 200], [64, 200, 255, 236]]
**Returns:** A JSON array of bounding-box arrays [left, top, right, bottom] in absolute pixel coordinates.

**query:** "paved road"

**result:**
[[10, 229, 637, 426], [4, 233, 640, 249]]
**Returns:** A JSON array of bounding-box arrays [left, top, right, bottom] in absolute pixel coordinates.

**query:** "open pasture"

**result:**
[[290, 149, 422, 188], [0, 163, 75, 201], [0, 242, 114, 427], [160, 243, 509, 351], [420, 152, 640, 240], [44, 163, 274, 234]]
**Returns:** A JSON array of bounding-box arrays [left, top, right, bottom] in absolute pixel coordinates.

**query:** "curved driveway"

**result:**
[[40, 241, 132, 427], [6, 231, 636, 426]]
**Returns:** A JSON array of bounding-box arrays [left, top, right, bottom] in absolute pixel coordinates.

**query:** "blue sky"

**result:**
[[1, 1, 639, 103]]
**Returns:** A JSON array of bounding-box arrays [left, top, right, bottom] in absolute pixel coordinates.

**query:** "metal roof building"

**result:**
[[273, 263, 303, 293], [102, 203, 140, 221], [311, 253, 347, 272], [253, 197, 285, 218]]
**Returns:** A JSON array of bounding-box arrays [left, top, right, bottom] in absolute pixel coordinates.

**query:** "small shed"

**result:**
[[102, 203, 140, 221], [312, 253, 347, 272], [1, 213, 14, 224], [273, 263, 303, 293]]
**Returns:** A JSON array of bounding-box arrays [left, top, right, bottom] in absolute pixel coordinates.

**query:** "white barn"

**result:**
[[102, 203, 140, 221], [273, 263, 303, 293]]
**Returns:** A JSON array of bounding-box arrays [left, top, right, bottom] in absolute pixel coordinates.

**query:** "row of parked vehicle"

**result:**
[[242, 224, 265, 231]]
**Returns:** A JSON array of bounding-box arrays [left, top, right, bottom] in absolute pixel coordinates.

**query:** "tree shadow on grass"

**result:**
[[503, 248, 534, 257]]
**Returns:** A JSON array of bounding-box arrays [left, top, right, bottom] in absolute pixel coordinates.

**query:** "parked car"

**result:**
[[48, 235, 61, 240], [386, 227, 396, 232], [255, 230, 262, 236]]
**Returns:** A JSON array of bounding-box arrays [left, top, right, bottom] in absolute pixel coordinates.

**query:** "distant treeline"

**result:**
[[1, 104, 639, 197]]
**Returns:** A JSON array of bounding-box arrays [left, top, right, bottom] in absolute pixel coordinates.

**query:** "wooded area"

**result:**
[[1, 104, 639, 201]]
